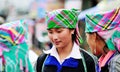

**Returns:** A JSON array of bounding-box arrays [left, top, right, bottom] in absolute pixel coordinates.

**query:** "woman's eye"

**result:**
[[48, 31, 53, 34], [57, 30, 62, 33]]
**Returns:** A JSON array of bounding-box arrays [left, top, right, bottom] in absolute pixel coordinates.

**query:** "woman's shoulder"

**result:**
[[80, 48, 98, 72], [36, 53, 48, 72], [80, 48, 97, 58], [109, 53, 120, 72], [80, 48, 98, 63], [37, 53, 48, 61]]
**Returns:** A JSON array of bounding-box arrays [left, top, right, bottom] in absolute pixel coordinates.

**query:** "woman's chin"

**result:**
[[54, 44, 62, 49], [94, 52, 102, 57]]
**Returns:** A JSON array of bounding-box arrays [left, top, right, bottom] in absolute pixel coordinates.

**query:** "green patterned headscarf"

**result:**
[[46, 8, 83, 45], [85, 7, 120, 51]]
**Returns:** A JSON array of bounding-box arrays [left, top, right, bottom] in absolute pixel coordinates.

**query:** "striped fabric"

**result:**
[[85, 7, 120, 51], [85, 8, 120, 32], [46, 8, 79, 29], [0, 20, 34, 72], [46, 8, 83, 45], [0, 20, 28, 50], [109, 52, 120, 72]]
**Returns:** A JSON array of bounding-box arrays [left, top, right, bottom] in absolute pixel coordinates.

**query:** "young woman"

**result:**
[[36, 8, 97, 72], [85, 7, 120, 72]]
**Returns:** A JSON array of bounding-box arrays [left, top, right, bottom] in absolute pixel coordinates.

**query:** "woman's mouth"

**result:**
[[54, 41, 60, 45]]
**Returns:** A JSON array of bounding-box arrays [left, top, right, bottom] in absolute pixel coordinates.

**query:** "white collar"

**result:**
[[67, 43, 82, 59], [43, 42, 82, 63]]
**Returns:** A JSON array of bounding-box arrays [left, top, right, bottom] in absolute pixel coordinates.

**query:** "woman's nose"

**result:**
[[52, 34, 58, 40]]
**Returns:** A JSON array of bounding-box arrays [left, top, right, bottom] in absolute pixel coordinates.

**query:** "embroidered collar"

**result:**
[[98, 50, 116, 67]]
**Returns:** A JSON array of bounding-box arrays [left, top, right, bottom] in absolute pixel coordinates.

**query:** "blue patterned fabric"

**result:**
[[44, 55, 79, 72]]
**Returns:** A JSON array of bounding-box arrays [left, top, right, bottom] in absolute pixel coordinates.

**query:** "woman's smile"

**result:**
[[54, 41, 61, 45]]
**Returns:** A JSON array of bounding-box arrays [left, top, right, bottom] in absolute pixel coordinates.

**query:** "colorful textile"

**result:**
[[46, 8, 83, 44], [46, 8, 79, 29], [85, 7, 120, 51], [98, 50, 115, 67], [109, 52, 120, 72], [0, 19, 28, 50], [85, 8, 120, 32], [0, 20, 34, 72]]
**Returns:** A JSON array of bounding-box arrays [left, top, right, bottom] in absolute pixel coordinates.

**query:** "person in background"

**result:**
[[0, 16, 5, 25], [36, 8, 98, 72], [85, 7, 120, 72], [0, 19, 34, 72]]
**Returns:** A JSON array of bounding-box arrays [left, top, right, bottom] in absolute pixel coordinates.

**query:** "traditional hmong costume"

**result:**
[[85, 7, 120, 72], [0, 20, 34, 72], [36, 9, 97, 72]]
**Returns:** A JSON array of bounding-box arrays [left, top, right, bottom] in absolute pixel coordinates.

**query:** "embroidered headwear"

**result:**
[[46, 8, 83, 45], [0, 20, 34, 72], [85, 8, 120, 51], [0, 20, 28, 50]]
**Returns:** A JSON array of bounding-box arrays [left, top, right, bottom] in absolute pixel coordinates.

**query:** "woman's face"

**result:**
[[86, 33, 103, 56], [47, 28, 74, 49]]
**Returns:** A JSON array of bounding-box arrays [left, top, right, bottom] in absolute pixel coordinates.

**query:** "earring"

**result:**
[[94, 40, 97, 54], [94, 48, 96, 54], [72, 32, 74, 34]]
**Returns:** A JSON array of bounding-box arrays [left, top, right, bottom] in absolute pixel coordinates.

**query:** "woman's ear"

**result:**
[[92, 32, 97, 41], [71, 29, 75, 34]]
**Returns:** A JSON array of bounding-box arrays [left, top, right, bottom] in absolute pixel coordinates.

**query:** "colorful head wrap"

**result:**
[[0, 20, 34, 72], [46, 8, 83, 45], [0, 20, 28, 50], [85, 7, 120, 51]]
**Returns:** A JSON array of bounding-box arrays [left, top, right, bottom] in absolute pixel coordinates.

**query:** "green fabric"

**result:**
[[46, 8, 79, 29], [3, 43, 34, 72], [46, 8, 83, 45], [48, 21, 61, 29], [0, 19, 35, 72]]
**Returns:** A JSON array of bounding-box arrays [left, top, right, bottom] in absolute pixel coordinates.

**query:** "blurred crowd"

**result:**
[[0, 0, 120, 72]]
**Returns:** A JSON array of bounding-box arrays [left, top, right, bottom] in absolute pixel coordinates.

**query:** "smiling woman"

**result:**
[[36, 8, 98, 72], [47, 28, 74, 50]]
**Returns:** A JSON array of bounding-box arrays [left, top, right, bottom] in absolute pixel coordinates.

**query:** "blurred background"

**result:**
[[0, 0, 120, 67]]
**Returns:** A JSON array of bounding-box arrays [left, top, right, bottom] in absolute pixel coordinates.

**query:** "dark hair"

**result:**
[[87, 32, 104, 41], [86, 32, 94, 34], [87, 32, 109, 52], [70, 28, 76, 42]]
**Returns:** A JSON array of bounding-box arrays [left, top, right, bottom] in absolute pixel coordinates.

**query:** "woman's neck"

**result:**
[[57, 41, 74, 61], [103, 45, 109, 55]]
